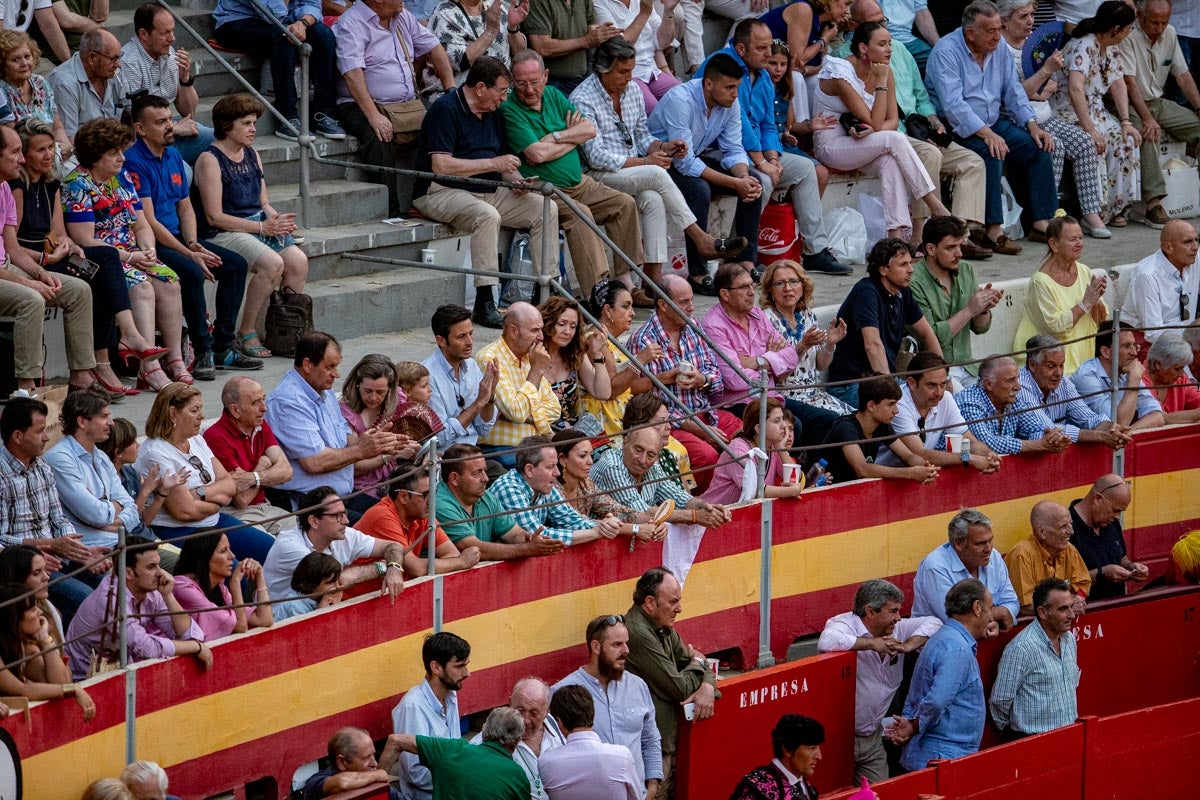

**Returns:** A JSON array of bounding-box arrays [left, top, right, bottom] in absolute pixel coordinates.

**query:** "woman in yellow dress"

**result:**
[[1012, 215, 1108, 373]]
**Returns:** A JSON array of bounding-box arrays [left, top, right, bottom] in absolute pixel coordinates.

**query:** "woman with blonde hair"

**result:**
[[0, 30, 71, 157], [136, 383, 275, 563]]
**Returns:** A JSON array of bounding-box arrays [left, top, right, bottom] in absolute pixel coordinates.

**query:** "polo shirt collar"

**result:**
[[871, 274, 902, 298], [129, 137, 162, 163], [216, 410, 260, 440], [68, 54, 90, 85]]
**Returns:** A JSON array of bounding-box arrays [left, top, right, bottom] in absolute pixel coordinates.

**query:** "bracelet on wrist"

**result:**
[[875, 85, 888, 91], [507, 26, 519, 32], [179, 76, 194, 87]]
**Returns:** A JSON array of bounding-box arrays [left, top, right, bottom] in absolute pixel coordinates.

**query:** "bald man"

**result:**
[[1121, 220, 1199, 353], [474, 302, 562, 468], [1069, 474, 1148, 600], [471, 678, 565, 800], [1005, 501, 1092, 616], [48, 28, 127, 137]]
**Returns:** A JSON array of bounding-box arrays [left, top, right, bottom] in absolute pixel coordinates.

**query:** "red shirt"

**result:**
[[1142, 373, 1200, 414], [202, 412, 279, 506], [357, 496, 449, 575]]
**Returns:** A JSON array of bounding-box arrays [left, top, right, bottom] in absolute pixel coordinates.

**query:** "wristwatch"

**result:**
[[196, 485, 206, 500], [755, 356, 767, 369], [552, 131, 562, 143], [961, 450, 971, 467]]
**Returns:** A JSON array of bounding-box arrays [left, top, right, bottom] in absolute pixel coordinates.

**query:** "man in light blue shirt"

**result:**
[[894, 578, 992, 769], [266, 332, 404, 516], [696, 19, 850, 278], [925, 0, 1056, 253], [880, 0, 940, 70], [648, 53, 764, 294], [911, 508, 1019, 630], [392, 631, 470, 800], [1018, 335, 1132, 448], [423, 305, 498, 451], [1071, 321, 1166, 430], [553, 615, 664, 797], [45, 388, 142, 549]]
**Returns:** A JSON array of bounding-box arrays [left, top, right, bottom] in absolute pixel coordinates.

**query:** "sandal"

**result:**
[[1109, 214, 1128, 228], [137, 363, 172, 392], [237, 331, 272, 359], [164, 357, 194, 386]]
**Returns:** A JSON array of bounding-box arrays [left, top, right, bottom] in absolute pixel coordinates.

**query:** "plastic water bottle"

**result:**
[[805, 458, 829, 487]]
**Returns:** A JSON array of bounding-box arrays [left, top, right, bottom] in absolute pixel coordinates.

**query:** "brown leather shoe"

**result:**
[[1026, 227, 1047, 244], [992, 234, 1023, 254], [631, 287, 658, 308], [959, 239, 993, 260]]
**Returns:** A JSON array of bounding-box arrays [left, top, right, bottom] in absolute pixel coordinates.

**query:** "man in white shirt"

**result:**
[[471, 678, 566, 800], [1120, 220, 1199, 349], [540, 684, 642, 800], [875, 352, 1000, 472], [818, 579, 941, 783], [392, 631, 471, 800], [260, 486, 405, 600]]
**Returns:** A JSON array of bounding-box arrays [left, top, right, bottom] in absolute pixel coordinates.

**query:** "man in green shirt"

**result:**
[[837, 0, 992, 258], [502, 50, 643, 299], [388, 707, 531, 800], [623, 566, 719, 797], [434, 443, 565, 560], [910, 216, 1003, 385]]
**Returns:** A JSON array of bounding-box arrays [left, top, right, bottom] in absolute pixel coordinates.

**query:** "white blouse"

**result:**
[[135, 436, 221, 528], [813, 56, 874, 118]]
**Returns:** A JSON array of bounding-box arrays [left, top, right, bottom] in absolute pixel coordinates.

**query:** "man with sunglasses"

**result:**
[[1069, 474, 1148, 600], [1120, 219, 1200, 354], [554, 613, 663, 798], [48, 28, 126, 138]]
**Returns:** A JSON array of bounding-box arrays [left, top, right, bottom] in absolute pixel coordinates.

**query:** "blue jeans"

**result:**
[[173, 124, 216, 166], [953, 117, 1056, 226], [480, 445, 517, 469], [159, 241, 249, 356], [827, 382, 859, 411], [214, 18, 339, 119], [153, 513, 275, 564], [1172, 37, 1200, 107], [669, 158, 763, 277]]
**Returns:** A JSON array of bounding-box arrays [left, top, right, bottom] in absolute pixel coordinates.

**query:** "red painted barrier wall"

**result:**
[[1082, 698, 1200, 800], [675, 652, 857, 799], [935, 723, 1085, 800]]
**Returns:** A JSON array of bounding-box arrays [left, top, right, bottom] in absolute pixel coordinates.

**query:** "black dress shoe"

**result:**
[[802, 248, 853, 275], [689, 275, 718, 296], [473, 300, 504, 329]]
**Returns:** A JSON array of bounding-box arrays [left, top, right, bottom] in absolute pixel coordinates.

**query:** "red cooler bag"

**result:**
[[758, 200, 803, 265]]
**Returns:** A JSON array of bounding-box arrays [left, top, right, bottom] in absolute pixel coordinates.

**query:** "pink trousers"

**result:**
[[814, 128, 937, 233]]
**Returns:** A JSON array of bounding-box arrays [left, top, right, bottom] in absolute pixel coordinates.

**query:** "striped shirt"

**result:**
[[988, 618, 1080, 735], [119, 38, 181, 105], [0, 445, 75, 547], [475, 337, 561, 448], [1016, 367, 1106, 443], [955, 383, 1046, 456], [589, 447, 693, 512], [487, 469, 595, 545], [628, 313, 724, 428], [570, 72, 654, 173]]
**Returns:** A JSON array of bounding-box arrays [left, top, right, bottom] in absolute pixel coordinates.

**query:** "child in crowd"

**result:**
[[702, 398, 803, 505], [767, 40, 835, 194], [395, 362, 433, 405], [273, 553, 344, 623]]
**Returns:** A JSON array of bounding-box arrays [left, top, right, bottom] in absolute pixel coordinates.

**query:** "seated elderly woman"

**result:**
[[813, 22, 949, 242], [1143, 335, 1200, 424], [172, 529, 273, 640], [0, 583, 95, 721], [272, 552, 343, 622], [135, 383, 276, 564], [0, 31, 72, 158], [540, 297, 612, 429], [1012, 215, 1107, 374], [195, 93, 309, 360], [62, 118, 186, 390]]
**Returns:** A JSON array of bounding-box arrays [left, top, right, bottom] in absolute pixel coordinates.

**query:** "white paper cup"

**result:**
[[706, 658, 720, 677], [946, 433, 964, 454], [683, 702, 696, 721], [677, 360, 694, 375], [421, 248, 436, 264], [781, 463, 801, 484]]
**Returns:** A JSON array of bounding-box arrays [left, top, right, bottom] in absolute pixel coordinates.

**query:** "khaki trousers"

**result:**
[[557, 174, 644, 296], [854, 728, 889, 784], [0, 270, 94, 378], [414, 183, 559, 288], [221, 501, 296, 535], [910, 137, 987, 223], [1132, 98, 1200, 202]]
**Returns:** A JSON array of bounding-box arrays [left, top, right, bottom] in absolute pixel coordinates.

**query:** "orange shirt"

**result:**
[[357, 496, 450, 575], [1004, 535, 1093, 608]]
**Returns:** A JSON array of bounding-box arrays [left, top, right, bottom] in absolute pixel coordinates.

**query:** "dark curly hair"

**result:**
[[74, 118, 134, 169]]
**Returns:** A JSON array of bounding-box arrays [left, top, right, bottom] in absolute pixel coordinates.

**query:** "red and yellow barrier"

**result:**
[[10, 426, 1200, 799]]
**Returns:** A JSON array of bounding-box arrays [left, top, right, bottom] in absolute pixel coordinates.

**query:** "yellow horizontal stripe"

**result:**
[[23, 471, 1199, 800]]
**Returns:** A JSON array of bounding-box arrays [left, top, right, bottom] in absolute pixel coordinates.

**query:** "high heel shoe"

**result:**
[[137, 363, 172, 392], [92, 364, 140, 396], [118, 342, 170, 365], [164, 357, 194, 386]]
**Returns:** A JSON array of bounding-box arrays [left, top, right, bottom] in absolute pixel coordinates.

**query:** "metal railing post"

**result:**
[[426, 447, 443, 632], [1109, 312, 1124, 477], [540, 187, 555, 304], [757, 501, 775, 669], [298, 47, 312, 228], [117, 527, 135, 763], [756, 368, 768, 499]]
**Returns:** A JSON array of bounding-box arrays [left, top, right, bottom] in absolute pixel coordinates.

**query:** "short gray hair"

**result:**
[[511, 49, 545, 71], [1148, 335, 1194, 370], [852, 578, 903, 617], [79, 28, 109, 55], [511, 676, 551, 705], [944, 578, 988, 617], [1026, 334, 1064, 365], [963, 0, 1001, 29], [120, 762, 168, 793], [1136, 0, 1170, 13], [948, 508, 991, 543], [995, 0, 1036, 17], [978, 354, 1015, 381], [593, 37, 637, 73], [482, 706, 525, 749]]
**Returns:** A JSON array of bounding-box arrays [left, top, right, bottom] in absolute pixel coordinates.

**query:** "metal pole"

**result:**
[[756, 368, 768, 498], [1109, 311, 1124, 477], [540, 188, 555, 305], [298, 46, 312, 229], [756, 501, 775, 669], [117, 526, 135, 763], [426, 447, 443, 632]]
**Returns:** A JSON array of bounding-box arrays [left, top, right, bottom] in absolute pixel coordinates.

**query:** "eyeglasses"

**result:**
[[771, 278, 803, 289], [186, 455, 212, 484], [1181, 293, 1191, 322], [318, 509, 350, 520], [455, 393, 465, 410], [729, 282, 756, 292], [404, 489, 430, 499], [615, 119, 633, 148], [586, 614, 625, 641], [1096, 480, 1130, 495], [916, 416, 927, 443], [94, 51, 121, 64]]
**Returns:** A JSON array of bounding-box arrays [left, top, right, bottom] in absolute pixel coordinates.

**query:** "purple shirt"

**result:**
[[65, 574, 204, 679], [335, 2, 441, 105], [172, 575, 241, 642], [0, 181, 15, 262], [700, 302, 798, 407]]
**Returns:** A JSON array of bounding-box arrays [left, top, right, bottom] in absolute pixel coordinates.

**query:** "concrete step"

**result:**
[[301, 219, 455, 281], [105, 7, 216, 48], [252, 133, 359, 184], [189, 50, 269, 101], [267, 180, 389, 228], [306, 262, 469, 341]]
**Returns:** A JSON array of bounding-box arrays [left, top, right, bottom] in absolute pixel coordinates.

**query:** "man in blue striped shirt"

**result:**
[[989, 577, 1080, 737], [1017, 335, 1132, 450], [956, 354, 1070, 456]]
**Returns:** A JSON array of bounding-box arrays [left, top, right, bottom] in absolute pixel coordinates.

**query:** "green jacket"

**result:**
[[910, 259, 991, 375]]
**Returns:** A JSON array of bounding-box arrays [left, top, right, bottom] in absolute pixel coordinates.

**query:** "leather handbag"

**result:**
[[902, 106, 953, 148], [263, 287, 314, 357], [376, 29, 426, 146]]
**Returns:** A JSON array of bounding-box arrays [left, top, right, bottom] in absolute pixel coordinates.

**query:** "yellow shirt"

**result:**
[[475, 337, 561, 447], [1013, 265, 1105, 375], [1004, 535, 1093, 608]]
